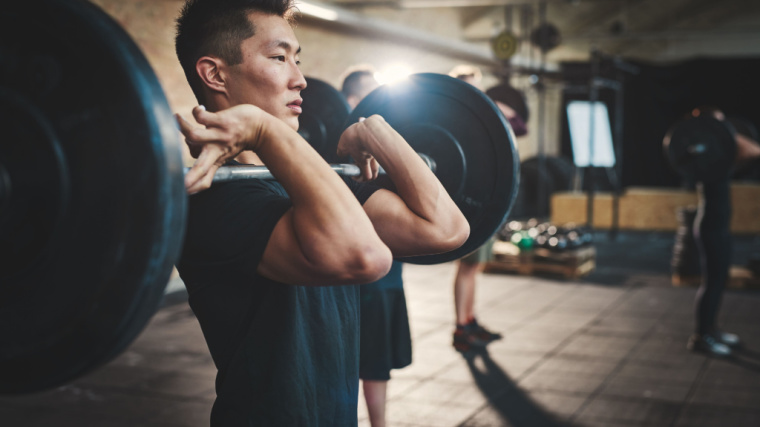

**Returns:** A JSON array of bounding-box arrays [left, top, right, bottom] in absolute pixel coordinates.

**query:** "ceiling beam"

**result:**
[[564, 29, 760, 42], [584, 0, 760, 57], [459, 6, 497, 28], [329, 0, 635, 7], [296, 1, 500, 66]]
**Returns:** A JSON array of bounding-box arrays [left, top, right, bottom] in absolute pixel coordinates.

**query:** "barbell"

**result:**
[[663, 112, 760, 183], [297, 77, 352, 163], [0, 0, 519, 393], [663, 114, 737, 182]]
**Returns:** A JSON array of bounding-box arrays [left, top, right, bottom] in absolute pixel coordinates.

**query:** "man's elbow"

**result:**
[[441, 219, 471, 253], [328, 243, 393, 285], [353, 248, 394, 284], [423, 218, 470, 255]]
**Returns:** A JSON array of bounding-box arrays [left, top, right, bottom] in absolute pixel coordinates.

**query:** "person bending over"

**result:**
[[173, 1, 469, 425]]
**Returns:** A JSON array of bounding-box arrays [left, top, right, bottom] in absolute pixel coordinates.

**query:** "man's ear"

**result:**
[[196, 56, 227, 96]]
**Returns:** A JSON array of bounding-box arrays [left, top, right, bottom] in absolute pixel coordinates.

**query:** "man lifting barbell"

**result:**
[[1, 0, 518, 399], [664, 106, 760, 357], [174, 0, 469, 424]]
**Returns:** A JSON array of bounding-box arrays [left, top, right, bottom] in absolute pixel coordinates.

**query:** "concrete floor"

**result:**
[[2, 232, 760, 427]]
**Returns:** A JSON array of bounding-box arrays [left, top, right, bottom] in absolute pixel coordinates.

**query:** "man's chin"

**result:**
[[287, 117, 300, 132]]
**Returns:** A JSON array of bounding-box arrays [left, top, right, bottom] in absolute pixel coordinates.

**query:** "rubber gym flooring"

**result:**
[[2, 231, 760, 427]]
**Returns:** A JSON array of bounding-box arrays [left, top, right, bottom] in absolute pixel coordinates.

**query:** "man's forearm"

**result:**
[[357, 117, 469, 248], [256, 117, 391, 270]]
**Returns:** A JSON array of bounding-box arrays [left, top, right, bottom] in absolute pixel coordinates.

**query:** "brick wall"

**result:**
[[88, 0, 554, 163]]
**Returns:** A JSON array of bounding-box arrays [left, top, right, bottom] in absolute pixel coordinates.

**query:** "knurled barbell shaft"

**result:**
[[185, 153, 437, 183], [185, 164, 361, 182]]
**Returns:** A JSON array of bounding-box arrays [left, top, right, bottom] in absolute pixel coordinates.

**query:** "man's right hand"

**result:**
[[336, 116, 384, 182], [176, 104, 270, 194]]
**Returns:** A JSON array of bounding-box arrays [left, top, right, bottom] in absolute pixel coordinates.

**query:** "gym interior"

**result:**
[[2, 0, 760, 426]]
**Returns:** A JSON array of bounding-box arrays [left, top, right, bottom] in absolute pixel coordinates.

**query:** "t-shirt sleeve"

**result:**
[[179, 177, 382, 290], [178, 180, 292, 287], [340, 175, 382, 205]]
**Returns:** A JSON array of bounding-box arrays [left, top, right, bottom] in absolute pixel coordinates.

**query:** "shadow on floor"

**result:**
[[461, 347, 567, 427], [729, 347, 760, 372]]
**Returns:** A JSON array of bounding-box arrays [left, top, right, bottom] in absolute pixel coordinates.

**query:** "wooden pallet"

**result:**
[[673, 266, 760, 290], [485, 244, 596, 279]]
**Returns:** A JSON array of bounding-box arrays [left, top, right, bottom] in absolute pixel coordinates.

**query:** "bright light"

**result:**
[[376, 64, 413, 85], [297, 2, 339, 21]]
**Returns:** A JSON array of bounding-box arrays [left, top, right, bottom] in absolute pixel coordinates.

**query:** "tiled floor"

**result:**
[[2, 232, 760, 427]]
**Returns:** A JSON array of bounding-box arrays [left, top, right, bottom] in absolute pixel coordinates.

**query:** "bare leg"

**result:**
[[363, 380, 388, 427], [454, 261, 482, 325]]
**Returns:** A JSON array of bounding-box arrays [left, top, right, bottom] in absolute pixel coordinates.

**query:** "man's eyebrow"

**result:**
[[269, 40, 301, 54]]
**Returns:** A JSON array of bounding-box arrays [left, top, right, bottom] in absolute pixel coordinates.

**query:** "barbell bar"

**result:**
[[0, 0, 518, 394], [190, 153, 437, 182]]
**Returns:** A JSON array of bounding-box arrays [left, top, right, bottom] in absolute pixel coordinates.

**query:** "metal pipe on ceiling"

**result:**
[[296, 1, 500, 67], [329, 0, 625, 7], [564, 29, 760, 41]]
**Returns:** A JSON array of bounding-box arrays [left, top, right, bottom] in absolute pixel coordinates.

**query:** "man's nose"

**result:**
[[292, 66, 307, 90]]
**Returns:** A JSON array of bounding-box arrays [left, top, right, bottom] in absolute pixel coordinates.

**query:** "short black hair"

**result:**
[[175, 0, 296, 104], [448, 64, 482, 82], [341, 67, 376, 99]]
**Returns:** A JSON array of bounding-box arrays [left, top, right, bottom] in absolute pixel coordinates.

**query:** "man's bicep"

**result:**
[[363, 189, 437, 258], [256, 209, 326, 285]]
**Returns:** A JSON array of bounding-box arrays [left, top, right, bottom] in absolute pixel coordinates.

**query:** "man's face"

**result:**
[[225, 12, 306, 131]]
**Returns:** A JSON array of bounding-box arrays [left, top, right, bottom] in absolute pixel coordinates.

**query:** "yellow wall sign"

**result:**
[[491, 31, 518, 60]]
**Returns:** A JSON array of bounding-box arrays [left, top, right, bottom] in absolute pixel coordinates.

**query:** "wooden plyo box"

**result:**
[[550, 184, 760, 233]]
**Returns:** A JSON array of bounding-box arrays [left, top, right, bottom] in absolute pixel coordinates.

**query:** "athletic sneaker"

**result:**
[[452, 319, 502, 353], [468, 318, 503, 344], [453, 326, 474, 353], [715, 331, 741, 347], [687, 333, 732, 357]]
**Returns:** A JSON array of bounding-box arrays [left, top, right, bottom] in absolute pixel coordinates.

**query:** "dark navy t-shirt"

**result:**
[[177, 172, 380, 426]]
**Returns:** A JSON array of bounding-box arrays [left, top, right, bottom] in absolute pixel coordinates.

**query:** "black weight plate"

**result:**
[[530, 23, 562, 53], [298, 77, 351, 163], [0, 89, 70, 285], [0, 0, 186, 393], [348, 73, 520, 265], [664, 116, 737, 183]]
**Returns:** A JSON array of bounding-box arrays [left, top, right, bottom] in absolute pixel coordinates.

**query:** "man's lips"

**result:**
[[287, 99, 303, 114]]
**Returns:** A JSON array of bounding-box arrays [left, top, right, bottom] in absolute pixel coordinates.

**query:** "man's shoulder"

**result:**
[[180, 178, 291, 266], [187, 178, 288, 215]]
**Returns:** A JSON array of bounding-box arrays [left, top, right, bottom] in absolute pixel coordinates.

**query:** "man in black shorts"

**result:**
[[341, 65, 413, 427], [173, 0, 469, 425]]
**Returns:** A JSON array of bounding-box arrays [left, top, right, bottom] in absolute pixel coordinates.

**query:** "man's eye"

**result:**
[[273, 55, 285, 61], [296, 60, 301, 65]]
